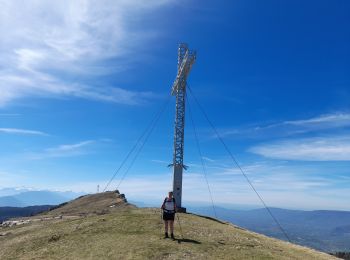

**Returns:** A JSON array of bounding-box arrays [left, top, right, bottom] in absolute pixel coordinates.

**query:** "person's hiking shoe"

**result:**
[[171, 233, 175, 240], [164, 232, 169, 239]]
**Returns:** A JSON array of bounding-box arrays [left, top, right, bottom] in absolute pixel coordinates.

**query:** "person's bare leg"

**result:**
[[164, 221, 168, 232], [164, 221, 169, 237], [169, 220, 174, 238]]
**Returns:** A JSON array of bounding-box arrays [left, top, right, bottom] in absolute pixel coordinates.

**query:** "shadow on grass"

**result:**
[[176, 238, 201, 244]]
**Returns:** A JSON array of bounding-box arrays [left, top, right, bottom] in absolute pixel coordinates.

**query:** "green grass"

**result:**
[[0, 207, 336, 260]]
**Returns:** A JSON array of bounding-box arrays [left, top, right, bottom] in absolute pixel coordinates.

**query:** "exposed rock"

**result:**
[[48, 234, 60, 242]]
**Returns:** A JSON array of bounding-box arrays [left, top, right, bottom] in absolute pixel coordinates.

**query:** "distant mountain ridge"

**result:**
[[189, 206, 350, 252], [0, 205, 53, 222], [0, 189, 85, 207]]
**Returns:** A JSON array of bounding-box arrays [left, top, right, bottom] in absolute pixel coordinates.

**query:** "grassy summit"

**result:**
[[0, 191, 336, 259]]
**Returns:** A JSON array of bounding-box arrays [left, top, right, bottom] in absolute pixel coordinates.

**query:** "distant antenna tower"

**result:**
[[169, 43, 196, 213]]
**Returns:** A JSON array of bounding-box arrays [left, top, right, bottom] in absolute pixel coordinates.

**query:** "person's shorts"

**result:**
[[163, 211, 175, 221]]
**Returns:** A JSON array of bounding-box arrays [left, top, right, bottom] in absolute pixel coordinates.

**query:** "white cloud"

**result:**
[[265, 112, 350, 131], [46, 140, 95, 153], [250, 136, 350, 161], [28, 140, 96, 159], [0, 0, 172, 106], [0, 128, 48, 136], [151, 159, 170, 164], [202, 156, 215, 162], [219, 112, 350, 139], [285, 113, 350, 127]]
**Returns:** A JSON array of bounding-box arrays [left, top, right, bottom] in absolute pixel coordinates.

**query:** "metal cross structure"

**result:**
[[170, 43, 196, 212]]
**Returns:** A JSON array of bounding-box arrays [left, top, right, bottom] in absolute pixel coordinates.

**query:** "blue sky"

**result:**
[[0, 0, 349, 210]]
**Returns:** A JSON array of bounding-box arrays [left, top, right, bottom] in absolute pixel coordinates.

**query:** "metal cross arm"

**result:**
[[171, 47, 196, 95]]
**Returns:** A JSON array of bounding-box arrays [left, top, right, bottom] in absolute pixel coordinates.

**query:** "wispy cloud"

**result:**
[[46, 140, 95, 153], [151, 159, 169, 165], [219, 112, 350, 139], [29, 140, 96, 159], [0, 128, 48, 136], [250, 136, 350, 161], [0, 0, 172, 106], [285, 113, 350, 126], [202, 156, 215, 162], [259, 112, 350, 131]]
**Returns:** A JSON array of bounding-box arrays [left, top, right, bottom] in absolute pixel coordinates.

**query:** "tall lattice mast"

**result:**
[[170, 43, 196, 212]]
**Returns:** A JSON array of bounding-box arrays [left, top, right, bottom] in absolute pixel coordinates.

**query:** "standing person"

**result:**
[[161, 191, 177, 239]]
